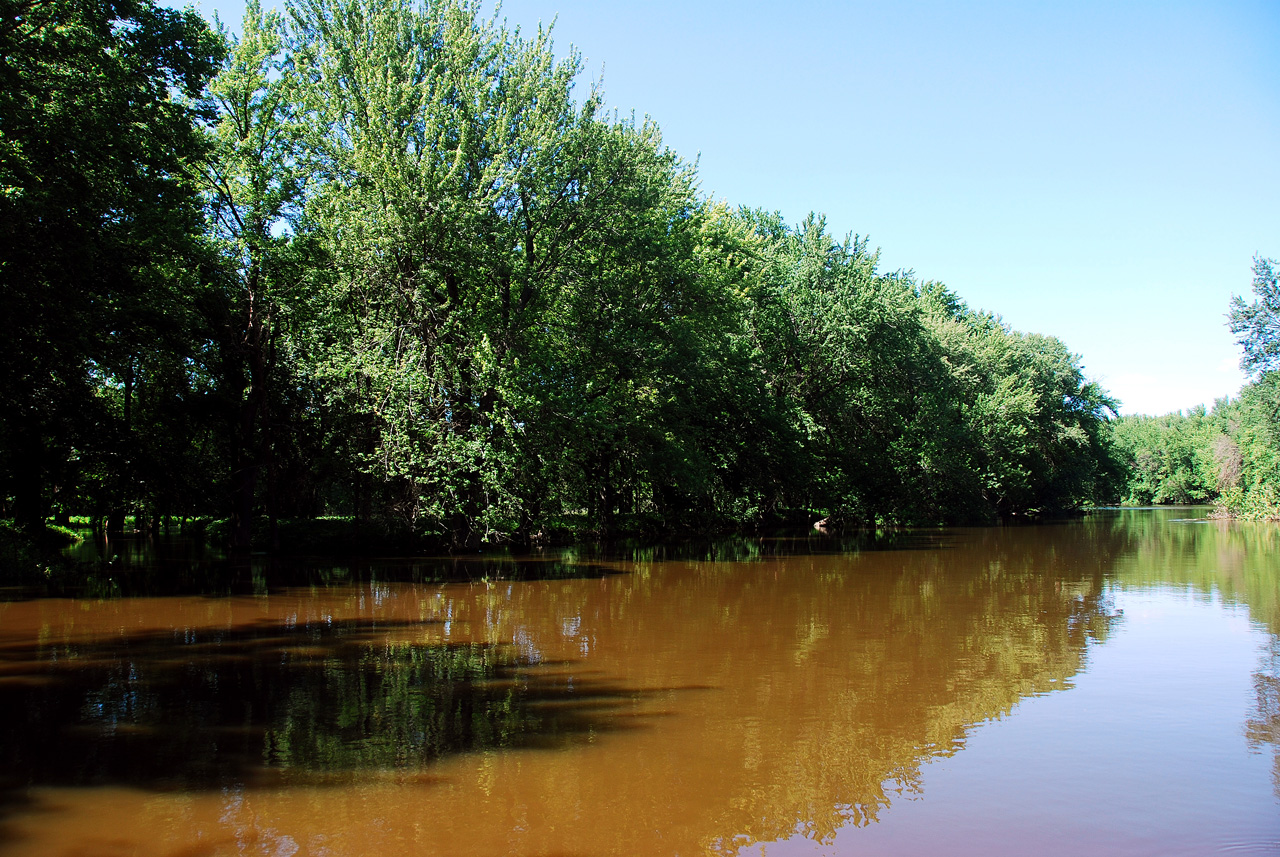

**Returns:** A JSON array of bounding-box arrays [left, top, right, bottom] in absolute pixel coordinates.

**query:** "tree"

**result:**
[[200, 0, 312, 549], [1230, 256, 1280, 379], [1216, 257, 1280, 519], [525, 122, 730, 536], [289, 0, 734, 545], [0, 0, 221, 532], [1111, 410, 1219, 506]]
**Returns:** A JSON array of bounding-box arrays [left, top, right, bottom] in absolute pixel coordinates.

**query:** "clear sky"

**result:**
[[187, 0, 1280, 416]]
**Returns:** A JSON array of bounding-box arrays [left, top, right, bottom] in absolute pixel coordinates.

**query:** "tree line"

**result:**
[[1110, 257, 1280, 519], [2, 0, 1131, 561]]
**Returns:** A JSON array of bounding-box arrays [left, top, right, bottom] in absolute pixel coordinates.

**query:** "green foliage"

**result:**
[[1111, 258, 1280, 519], [1108, 376, 1280, 521], [1223, 267, 1280, 524], [1230, 257, 1280, 379], [1111, 408, 1222, 505], [0, 519, 86, 582], [1215, 374, 1280, 520], [2, 0, 1127, 548], [199, 0, 325, 548], [1218, 256, 1280, 519], [0, 0, 223, 531], [918, 297, 1123, 519], [289, 0, 604, 545]]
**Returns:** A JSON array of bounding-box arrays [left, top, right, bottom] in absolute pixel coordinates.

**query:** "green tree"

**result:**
[[509, 119, 713, 536], [1215, 377, 1280, 520], [200, 0, 314, 549], [1219, 256, 1280, 519], [1230, 257, 1280, 378], [0, 0, 221, 533], [288, 0, 594, 544], [1111, 410, 1220, 506], [918, 294, 1121, 519], [289, 0, 739, 545], [1110, 257, 1280, 519]]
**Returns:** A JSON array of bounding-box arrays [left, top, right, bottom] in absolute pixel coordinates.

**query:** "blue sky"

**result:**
[[188, 0, 1280, 415]]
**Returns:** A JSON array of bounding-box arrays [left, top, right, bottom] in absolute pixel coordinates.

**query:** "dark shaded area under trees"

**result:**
[[3, 0, 1139, 571]]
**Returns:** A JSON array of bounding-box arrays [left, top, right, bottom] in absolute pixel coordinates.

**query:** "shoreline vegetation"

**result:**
[[3, 0, 1278, 578], [1112, 259, 1280, 524]]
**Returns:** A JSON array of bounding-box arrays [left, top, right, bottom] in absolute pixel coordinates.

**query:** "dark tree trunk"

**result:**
[[229, 377, 259, 551], [10, 430, 45, 534], [230, 446, 256, 551], [230, 336, 269, 552], [264, 402, 280, 552], [594, 451, 616, 538]]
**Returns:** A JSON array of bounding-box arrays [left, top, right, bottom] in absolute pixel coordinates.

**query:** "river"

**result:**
[[0, 507, 1276, 855]]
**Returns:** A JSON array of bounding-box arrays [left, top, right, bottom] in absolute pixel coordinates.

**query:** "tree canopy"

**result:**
[[1, 0, 1137, 563], [1231, 257, 1280, 379], [0, 0, 222, 533]]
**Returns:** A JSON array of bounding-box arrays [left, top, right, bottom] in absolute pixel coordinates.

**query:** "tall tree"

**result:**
[[1219, 256, 1280, 519], [0, 0, 221, 532], [1230, 256, 1280, 379], [289, 0, 714, 545], [200, 0, 309, 549]]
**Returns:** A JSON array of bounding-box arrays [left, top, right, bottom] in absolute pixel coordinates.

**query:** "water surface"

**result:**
[[0, 509, 1276, 855]]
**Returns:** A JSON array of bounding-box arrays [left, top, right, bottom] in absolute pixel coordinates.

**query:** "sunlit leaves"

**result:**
[[1230, 257, 1280, 379]]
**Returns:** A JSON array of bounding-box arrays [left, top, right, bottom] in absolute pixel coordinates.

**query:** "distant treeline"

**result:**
[[8, 0, 1264, 559], [1111, 259, 1280, 520]]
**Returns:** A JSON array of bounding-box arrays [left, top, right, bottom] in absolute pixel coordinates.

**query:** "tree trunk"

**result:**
[[229, 386, 258, 550], [10, 436, 45, 534], [230, 446, 256, 551], [107, 507, 125, 538], [595, 451, 616, 538]]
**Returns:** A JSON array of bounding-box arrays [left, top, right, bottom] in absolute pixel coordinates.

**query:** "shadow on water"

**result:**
[[3, 526, 968, 601], [0, 617, 663, 798], [0, 535, 633, 601]]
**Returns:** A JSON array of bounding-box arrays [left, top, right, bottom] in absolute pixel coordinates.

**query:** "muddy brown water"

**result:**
[[0, 508, 1277, 855]]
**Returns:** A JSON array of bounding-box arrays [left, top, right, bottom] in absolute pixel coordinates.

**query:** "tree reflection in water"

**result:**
[[1088, 510, 1280, 799], [0, 618, 657, 790], [1247, 639, 1280, 795], [1, 511, 1274, 857]]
